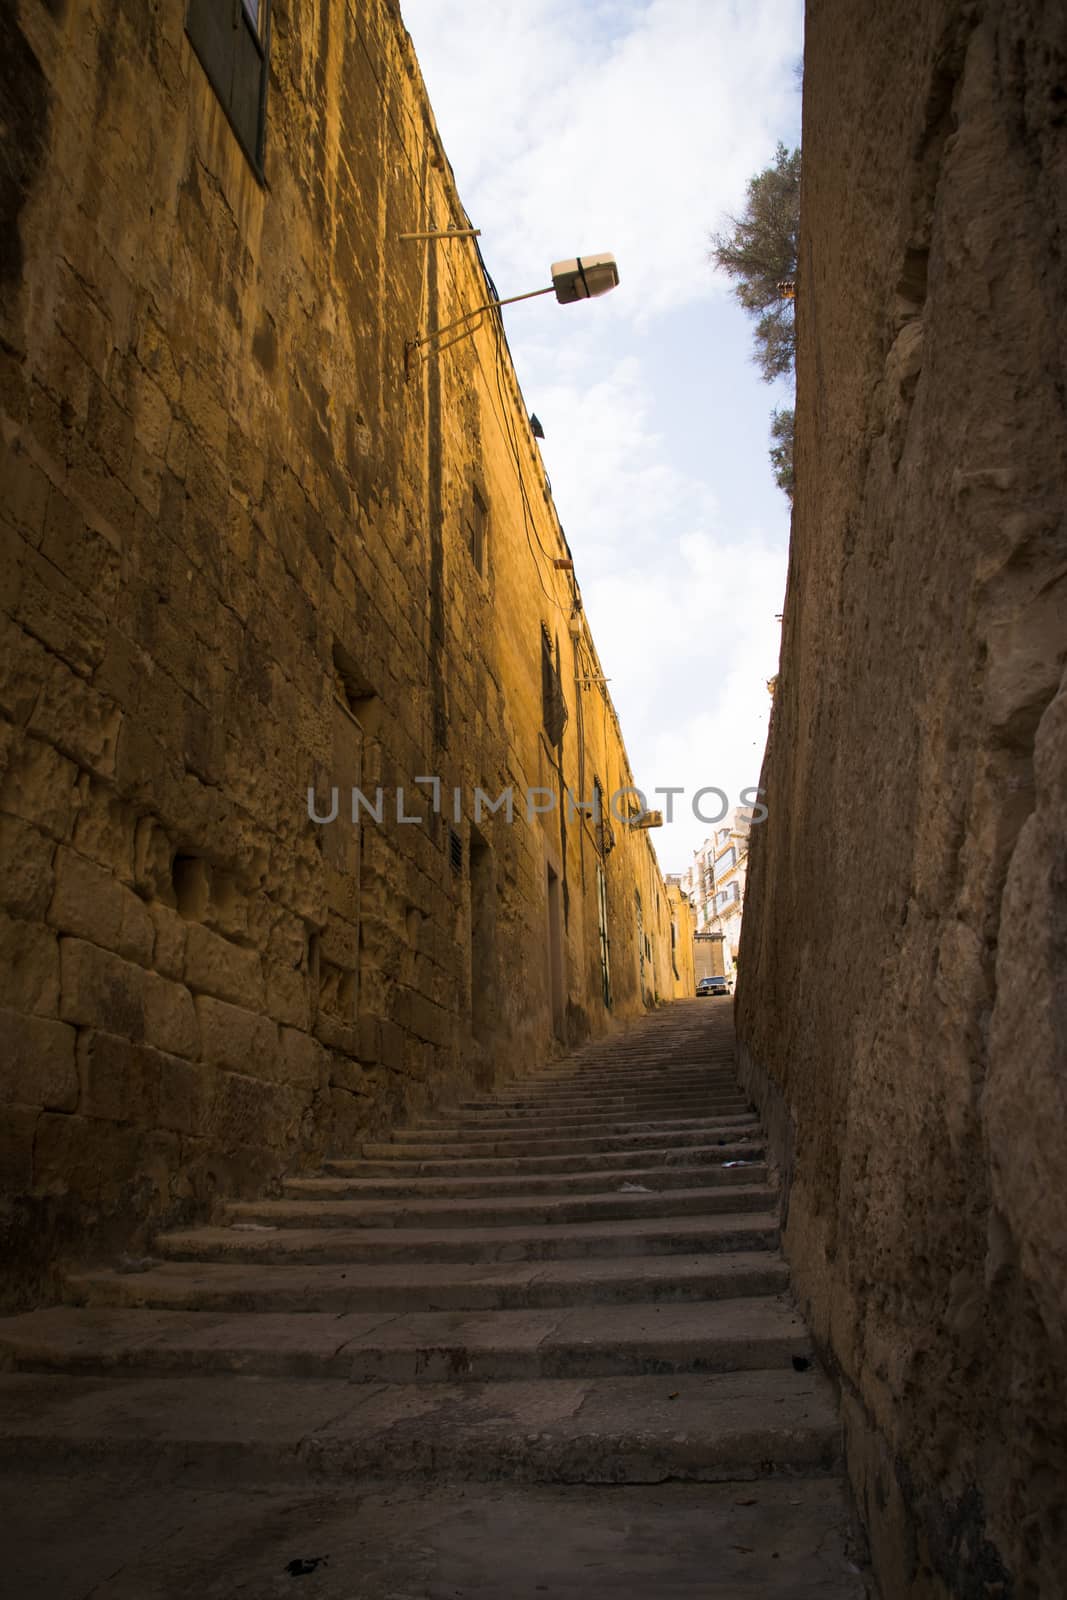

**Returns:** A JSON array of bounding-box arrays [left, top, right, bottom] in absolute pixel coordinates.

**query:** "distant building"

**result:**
[[680, 808, 751, 977], [708, 809, 751, 974]]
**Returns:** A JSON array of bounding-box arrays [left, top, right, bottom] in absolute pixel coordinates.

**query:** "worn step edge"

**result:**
[[282, 1161, 768, 1200], [446, 1089, 745, 1115], [378, 1119, 759, 1156], [324, 1137, 763, 1179], [467, 1066, 740, 1089], [223, 1184, 776, 1232], [152, 1210, 782, 1265], [65, 1251, 792, 1314], [497, 1062, 739, 1086], [431, 1102, 752, 1127], [411, 1108, 754, 1134], [0, 1369, 842, 1486], [407, 1107, 753, 1135], [0, 1297, 814, 1383], [455, 1088, 740, 1112]]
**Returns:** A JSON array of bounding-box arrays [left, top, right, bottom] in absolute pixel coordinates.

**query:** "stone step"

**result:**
[[419, 1104, 752, 1132], [154, 1209, 781, 1265], [323, 1135, 763, 1180], [283, 1157, 768, 1200], [489, 1058, 735, 1079], [496, 1068, 739, 1094], [452, 1081, 742, 1111], [66, 1250, 791, 1313], [221, 1183, 776, 1232], [387, 1111, 756, 1146], [368, 1117, 759, 1160], [438, 1096, 748, 1124], [462, 1080, 736, 1104], [478, 1059, 736, 1079], [503, 1053, 737, 1077], [0, 1297, 812, 1383], [0, 1367, 842, 1485], [0, 1475, 874, 1600], [408, 1105, 752, 1135]]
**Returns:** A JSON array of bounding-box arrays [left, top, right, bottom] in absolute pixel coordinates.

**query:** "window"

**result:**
[[593, 777, 612, 857], [449, 827, 464, 876], [540, 624, 567, 746], [186, 0, 271, 178], [714, 882, 741, 913], [714, 846, 737, 879], [467, 484, 488, 577], [332, 642, 380, 734]]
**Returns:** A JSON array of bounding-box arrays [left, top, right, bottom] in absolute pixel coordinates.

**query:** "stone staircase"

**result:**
[[0, 1002, 873, 1598]]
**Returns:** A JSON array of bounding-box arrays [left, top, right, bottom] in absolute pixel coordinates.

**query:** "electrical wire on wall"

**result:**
[[485, 321, 568, 610], [411, 214, 581, 617], [571, 618, 589, 886], [343, 6, 591, 643], [414, 208, 609, 841], [470, 234, 575, 608]]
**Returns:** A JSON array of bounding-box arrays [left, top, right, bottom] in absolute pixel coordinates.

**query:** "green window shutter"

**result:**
[[231, 13, 266, 168], [186, 0, 237, 114], [186, 1, 269, 177]]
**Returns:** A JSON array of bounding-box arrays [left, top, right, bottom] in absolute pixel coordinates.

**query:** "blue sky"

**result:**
[[400, 0, 803, 868]]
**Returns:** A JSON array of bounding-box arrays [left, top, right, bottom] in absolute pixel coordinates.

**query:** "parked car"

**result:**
[[696, 974, 730, 997]]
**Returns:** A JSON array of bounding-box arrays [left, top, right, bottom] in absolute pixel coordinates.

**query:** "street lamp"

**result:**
[[405, 250, 619, 368]]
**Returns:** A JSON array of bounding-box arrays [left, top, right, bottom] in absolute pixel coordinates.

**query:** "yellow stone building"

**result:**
[[0, 0, 689, 1291]]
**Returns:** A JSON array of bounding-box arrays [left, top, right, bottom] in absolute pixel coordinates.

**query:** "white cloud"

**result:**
[[530, 349, 717, 564], [579, 526, 784, 865], [399, 0, 800, 873], [402, 0, 803, 312]]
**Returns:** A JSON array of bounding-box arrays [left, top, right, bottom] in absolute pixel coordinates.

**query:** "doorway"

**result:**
[[546, 863, 565, 1038], [470, 826, 495, 1040], [596, 863, 611, 1008]]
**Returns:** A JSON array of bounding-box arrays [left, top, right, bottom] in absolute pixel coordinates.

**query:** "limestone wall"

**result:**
[[0, 0, 678, 1300], [736, 1, 1067, 1593]]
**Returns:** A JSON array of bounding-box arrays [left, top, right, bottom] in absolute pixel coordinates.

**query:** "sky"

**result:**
[[399, 0, 803, 872]]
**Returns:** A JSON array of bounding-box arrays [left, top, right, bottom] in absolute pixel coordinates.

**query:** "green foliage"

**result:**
[[710, 143, 800, 383], [768, 406, 795, 499]]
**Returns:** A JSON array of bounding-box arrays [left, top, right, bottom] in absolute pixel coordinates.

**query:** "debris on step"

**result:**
[[115, 1255, 155, 1274], [285, 1556, 328, 1576]]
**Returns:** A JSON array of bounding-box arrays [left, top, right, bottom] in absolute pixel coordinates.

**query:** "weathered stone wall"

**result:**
[[736, 2, 1067, 1593], [0, 0, 681, 1301]]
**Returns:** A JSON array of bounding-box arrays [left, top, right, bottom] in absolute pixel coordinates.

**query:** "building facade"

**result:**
[[0, 0, 686, 1294], [681, 807, 751, 977], [708, 810, 750, 973]]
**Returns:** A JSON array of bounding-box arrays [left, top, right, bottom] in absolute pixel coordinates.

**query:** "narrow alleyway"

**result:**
[[0, 1003, 872, 1597]]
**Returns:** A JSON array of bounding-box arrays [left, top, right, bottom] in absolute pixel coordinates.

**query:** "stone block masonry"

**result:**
[[0, 0, 691, 1301], [736, 1, 1067, 1595]]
